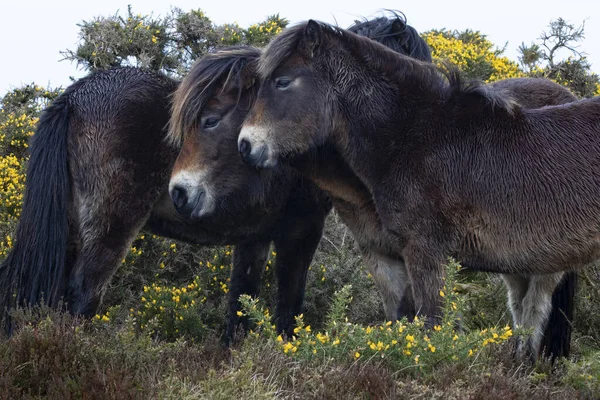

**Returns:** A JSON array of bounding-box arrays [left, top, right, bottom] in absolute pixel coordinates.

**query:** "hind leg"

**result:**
[[224, 240, 270, 343], [501, 274, 529, 328], [67, 175, 165, 316], [67, 228, 141, 316], [366, 252, 414, 322], [519, 273, 563, 361]]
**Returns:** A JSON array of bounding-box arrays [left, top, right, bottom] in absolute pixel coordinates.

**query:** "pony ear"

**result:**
[[301, 19, 322, 57]]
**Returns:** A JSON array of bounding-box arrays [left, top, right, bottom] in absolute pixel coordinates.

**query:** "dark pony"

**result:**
[[239, 20, 595, 360], [347, 12, 432, 62], [347, 13, 577, 361], [0, 60, 330, 342]]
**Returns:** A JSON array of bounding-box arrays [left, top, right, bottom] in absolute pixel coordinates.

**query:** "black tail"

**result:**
[[0, 92, 71, 331], [540, 271, 577, 361]]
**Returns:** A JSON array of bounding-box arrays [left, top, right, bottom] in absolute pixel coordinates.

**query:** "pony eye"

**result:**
[[275, 77, 292, 89], [203, 117, 220, 129]]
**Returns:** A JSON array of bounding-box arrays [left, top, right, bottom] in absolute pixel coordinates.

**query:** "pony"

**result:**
[[0, 64, 330, 341], [345, 14, 577, 360], [237, 20, 599, 360]]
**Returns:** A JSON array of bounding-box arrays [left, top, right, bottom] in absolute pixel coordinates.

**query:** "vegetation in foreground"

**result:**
[[1, 7, 600, 399]]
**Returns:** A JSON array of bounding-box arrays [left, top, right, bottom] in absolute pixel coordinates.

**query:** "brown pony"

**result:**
[[0, 63, 330, 342], [238, 20, 600, 360]]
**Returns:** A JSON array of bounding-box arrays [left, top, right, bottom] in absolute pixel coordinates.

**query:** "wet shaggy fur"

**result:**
[[0, 65, 331, 341], [240, 20, 598, 360], [346, 12, 432, 62], [256, 16, 577, 360]]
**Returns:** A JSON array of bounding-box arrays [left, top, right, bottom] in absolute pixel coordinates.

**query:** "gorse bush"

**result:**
[[237, 259, 515, 375], [423, 30, 524, 82]]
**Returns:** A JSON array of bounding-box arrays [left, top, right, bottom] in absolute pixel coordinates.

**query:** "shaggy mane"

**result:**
[[259, 20, 517, 114], [168, 46, 261, 146], [347, 11, 432, 62]]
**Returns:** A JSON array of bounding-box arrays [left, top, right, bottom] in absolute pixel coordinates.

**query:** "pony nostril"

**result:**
[[170, 185, 188, 211], [239, 138, 252, 160]]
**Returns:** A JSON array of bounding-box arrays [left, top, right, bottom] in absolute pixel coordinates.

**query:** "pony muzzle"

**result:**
[[238, 126, 278, 169], [169, 172, 213, 220]]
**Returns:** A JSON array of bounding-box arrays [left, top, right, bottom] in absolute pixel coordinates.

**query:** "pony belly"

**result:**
[[457, 226, 600, 275]]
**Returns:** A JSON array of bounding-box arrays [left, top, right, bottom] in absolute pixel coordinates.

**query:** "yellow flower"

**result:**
[[236, 311, 243, 317], [283, 342, 294, 353], [355, 352, 360, 359], [439, 290, 445, 297]]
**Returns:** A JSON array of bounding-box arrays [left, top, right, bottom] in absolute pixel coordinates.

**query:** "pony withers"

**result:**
[[238, 20, 598, 360], [0, 59, 330, 341]]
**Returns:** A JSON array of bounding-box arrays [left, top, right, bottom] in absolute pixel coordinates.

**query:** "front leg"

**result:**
[[224, 240, 270, 344], [403, 245, 446, 328], [274, 219, 326, 338]]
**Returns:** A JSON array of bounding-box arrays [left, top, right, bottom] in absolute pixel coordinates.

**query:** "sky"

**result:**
[[0, 0, 599, 94]]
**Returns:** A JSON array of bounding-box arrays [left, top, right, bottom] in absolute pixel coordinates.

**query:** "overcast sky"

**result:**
[[0, 0, 598, 94]]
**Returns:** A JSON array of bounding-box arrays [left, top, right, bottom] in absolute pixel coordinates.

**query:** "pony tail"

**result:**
[[540, 271, 577, 360], [0, 93, 72, 332]]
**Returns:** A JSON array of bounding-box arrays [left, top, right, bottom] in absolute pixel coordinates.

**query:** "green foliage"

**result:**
[[62, 6, 288, 76], [563, 351, 600, 396], [239, 260, 517, 375]]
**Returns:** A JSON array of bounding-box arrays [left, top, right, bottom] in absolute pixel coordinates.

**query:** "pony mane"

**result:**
[[347, 11, 432, 62], [259, 20, 517, 114], [168, 46, 261, 146]]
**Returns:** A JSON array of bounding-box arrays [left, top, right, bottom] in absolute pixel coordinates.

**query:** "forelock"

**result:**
[[168, 46, 261, 146]]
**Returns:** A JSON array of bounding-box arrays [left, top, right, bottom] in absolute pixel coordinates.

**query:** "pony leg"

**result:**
[[273, 219, 324, 338], [501, 274, 529, 328], [519, 273, 563, 361], [365, 252, 414, 321], [67, 229, 140, 316], [403, 245, 445, 328], [540, 271, 577, 360], [67, 179, 162, 316], [224, 240, 270, 343]]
